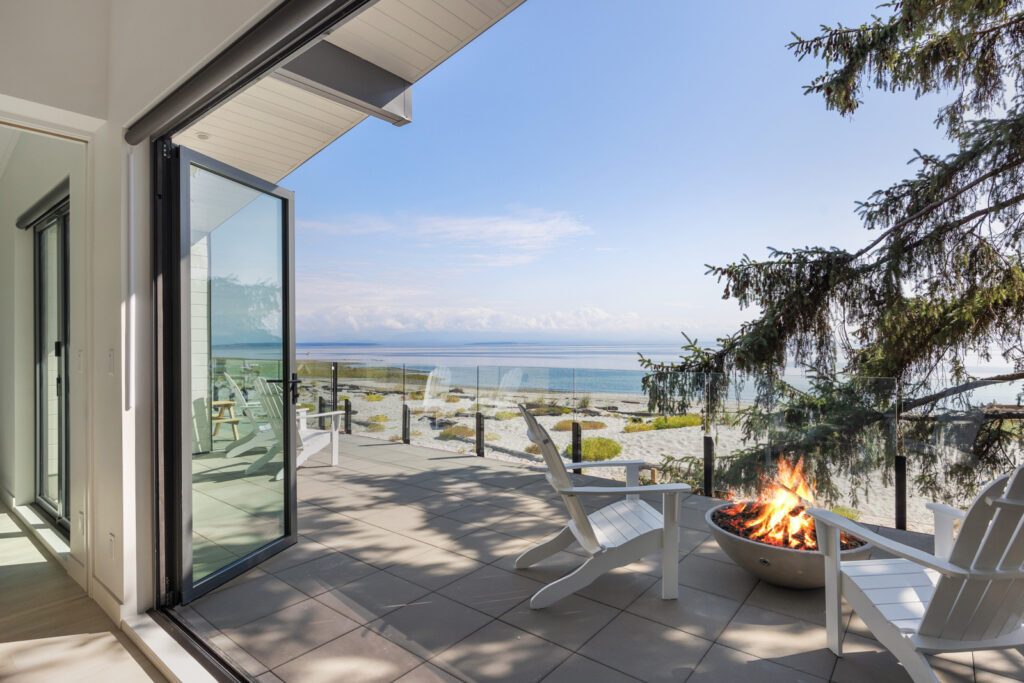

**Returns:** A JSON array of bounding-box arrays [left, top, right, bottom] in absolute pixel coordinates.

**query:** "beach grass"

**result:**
[[369, 414, 388, 422], [566, 437, 622, 461], [624, 414, 701, 432], [439, 425, 474, 440], [365, 393, 384, 402], [552, 419, 606, 431], [493, 411, 519, 420]]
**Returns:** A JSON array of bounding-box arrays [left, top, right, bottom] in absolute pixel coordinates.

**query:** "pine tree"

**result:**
[[643, 1, 1024, 506]]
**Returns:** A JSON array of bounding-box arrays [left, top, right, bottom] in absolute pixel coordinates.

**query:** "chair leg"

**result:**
[[514, 527, 574, 569], [528, 552, 618, 609], [245, 443, 282, 475], [892, 646, 941, 683]]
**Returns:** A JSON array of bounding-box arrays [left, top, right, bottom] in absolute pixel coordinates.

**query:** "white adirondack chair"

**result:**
[[515, 404, 690, 608], [244, 377, 345, 480], [810, 464, 1024, 683], [222, 373, 275, 460]]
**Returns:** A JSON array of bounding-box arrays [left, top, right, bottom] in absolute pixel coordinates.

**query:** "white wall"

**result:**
[[0, 0, 280, 621]]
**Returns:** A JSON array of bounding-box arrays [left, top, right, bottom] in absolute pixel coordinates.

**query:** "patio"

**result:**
[[176, 436, 1024, 682]]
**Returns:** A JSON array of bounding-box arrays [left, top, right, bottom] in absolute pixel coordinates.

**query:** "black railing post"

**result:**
[[331, 362, 338, 412], [318, 396, 327, 430], [402, 404, 411, 444], [571, 421, 582, 474], [475, 412, 484, 456], [895, 454, 907, 530], [703, 434, 714, 497], [344, 398, 352, 434]]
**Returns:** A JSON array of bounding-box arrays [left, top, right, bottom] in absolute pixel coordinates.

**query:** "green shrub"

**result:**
[[552, 420, 606, 431], [439, 425, 474, 440], [624, 414, 702, 433], [565, 437, 622, 461], [369, 414, 388, 423], [365, 422, 385, 432], [365, 393, 384, 402], [485, 432, 500, 441], [444, 394, 461, 403], [494, 411, 519, 421], [527, 403, 572, 416], [525, 444, 541, 455], [577, 395, 591, 409], [297, 403, 316, 413], [408, 391, 424, 401], [337, 395, 350, 401]]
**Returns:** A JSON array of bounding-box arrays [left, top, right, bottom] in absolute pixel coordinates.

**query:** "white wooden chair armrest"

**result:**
[[302, 410, 348, 419], [926, 503, 966, 558], [558, 460, 647, 469], [809, 508, 967, 578], [559, 484, 691, 496]]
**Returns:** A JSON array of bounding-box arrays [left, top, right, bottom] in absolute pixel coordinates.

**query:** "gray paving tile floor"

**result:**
[[177, 436, 1024, 682]]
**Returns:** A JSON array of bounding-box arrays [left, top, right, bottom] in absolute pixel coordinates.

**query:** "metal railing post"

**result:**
[[318, 395, 327, 430], [703, 434, 714, 497], [402, 404, 410, 444], [895, 454, 907, 530], [331, 362, 338, 413], [571, 421, 582, 474], [344, 398, 352, 434], [475, 412, 484, 457]]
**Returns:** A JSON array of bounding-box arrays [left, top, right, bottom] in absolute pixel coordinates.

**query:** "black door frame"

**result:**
[[155, 141, 297, 605], [32, 197, 71, 533]]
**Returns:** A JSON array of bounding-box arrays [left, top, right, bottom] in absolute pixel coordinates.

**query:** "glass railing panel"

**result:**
[[334, 362, 404, 441], [407, 364, 478, 454], [209, 356, 282, 456], [295, 360, 335, 429], [903, 375, 1024, 532]]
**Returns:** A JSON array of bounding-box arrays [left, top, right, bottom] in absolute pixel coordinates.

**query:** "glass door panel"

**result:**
[[178, 148, 296, 601], [35, 206, 69, 529]]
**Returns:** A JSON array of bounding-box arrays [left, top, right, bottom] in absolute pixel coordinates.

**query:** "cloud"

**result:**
[[297, 216, 394, 236]]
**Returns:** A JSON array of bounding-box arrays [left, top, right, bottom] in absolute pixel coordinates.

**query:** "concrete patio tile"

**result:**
[[273, 627, 423, 683], [540, 654, 640, 682], [578, 612, 713, 682], [501, 594, 620, 651], [680, 506, 710, 530], [625, 582, 742, 642], [446, 527, 531, 563], [499, 514, 566, 541], [385, 545, 487, 591], [574, 565, 659, 610], [394, 662, 462, 682], [433, 620, 572, 683], [715, 604, 836, 679], [393, 513, 479, 547], [976, 667, 1024, 683], [258, 535, 335, 573], [192, 572, 309, 630], [973, 647, 1024, 681], [744, 582, 852, 628], [443, 502, 515, 527], [366, 592, 492, 658], [274, 551, 377, 596], [687, 643, 827, 683], [222, 598, 360, 669], [176, 605, 269, 677], [830, 632, 974, 683], [437, 564, 545, 617], [255, 672, 284, 682], [314, 570, 430, 624], [677, 555, 758, 602], [690, 535, 737, 564]]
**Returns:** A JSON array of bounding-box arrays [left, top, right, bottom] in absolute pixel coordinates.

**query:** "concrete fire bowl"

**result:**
[[705, 502, 874, 589]]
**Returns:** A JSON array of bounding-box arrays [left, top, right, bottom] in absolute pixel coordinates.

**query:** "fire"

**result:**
[[717, 457, 819, 550]]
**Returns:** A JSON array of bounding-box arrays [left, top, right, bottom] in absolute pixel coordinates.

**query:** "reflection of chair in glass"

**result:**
[[192, 396, 213, 455], [245, 377, 344, 480], [422, 366, 452, 413], [811, 465, 1024, 683], [223, 373, 275, 460], [515, 405, 690, 608]]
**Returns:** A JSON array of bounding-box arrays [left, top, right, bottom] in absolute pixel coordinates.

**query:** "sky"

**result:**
[[285, 0, 953, 346]]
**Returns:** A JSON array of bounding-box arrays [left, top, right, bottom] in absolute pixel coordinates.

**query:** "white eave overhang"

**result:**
[[173, 0, 525, 183]]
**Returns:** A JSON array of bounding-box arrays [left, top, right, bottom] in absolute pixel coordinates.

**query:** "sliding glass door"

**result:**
[[172, 146, 297, 602], [34, 200, 70, 530]]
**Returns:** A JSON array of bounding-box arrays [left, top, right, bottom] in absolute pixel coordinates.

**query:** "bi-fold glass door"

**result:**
[[170, 145, 298, 603], [34, 200, 70, 531]]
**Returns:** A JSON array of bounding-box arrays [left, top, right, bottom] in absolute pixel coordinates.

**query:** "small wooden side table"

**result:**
[[212, 399, 242, 440]]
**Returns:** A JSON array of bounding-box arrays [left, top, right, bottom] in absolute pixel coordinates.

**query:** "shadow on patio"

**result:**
[[176, 436, 1024, 682]]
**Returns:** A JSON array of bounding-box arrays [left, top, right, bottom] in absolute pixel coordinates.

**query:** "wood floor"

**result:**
[[0, 503, 165, 682]]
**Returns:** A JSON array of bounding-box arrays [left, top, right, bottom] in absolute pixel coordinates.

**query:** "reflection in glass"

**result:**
[[188, 164, 286, 582]]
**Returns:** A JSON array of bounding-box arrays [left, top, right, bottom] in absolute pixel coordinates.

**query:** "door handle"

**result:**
[[269, 374, 301, 404]]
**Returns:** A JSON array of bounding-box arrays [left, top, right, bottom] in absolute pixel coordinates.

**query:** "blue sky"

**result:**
[[286, 0, 951, 345]]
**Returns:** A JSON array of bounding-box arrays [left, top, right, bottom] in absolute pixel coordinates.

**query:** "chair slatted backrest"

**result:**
[[918, 466, 1024, 640], [518, 404, 602, 553], [255, 377, 287, 444], [224, 373, 262, 429], [192, 396, 211, 454]]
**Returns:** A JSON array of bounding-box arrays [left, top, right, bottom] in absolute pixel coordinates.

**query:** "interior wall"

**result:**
[[0, 127, 88, 577]]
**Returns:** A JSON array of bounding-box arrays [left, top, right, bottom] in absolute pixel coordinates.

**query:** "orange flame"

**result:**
[[721, 457, 818, 549]]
